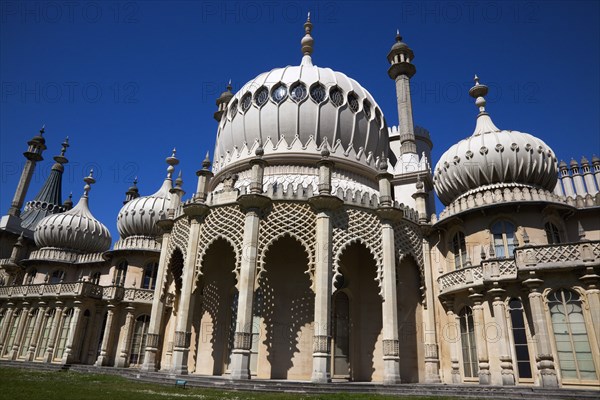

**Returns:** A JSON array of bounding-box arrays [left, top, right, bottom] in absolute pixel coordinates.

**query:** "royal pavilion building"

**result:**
[[0, 18, 599, 391]]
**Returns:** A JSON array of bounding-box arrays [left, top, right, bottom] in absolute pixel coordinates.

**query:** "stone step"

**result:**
[[2, 361, 598, 400]]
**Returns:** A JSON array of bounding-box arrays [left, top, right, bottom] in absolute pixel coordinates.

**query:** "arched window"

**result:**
[[142, 262, 159, 290], [20, 309, 39, 358], [115, 261, 128, 286], [3, 309, 21, 356], [459, 306, 478, 379], [49, 270, 65, 284], [544, 222, 561, 245], [332, 291, 351, 378], [54, 308, 74, 360], [548, 289, 597, 381], [491, 220, 516, 258], [508, 299, 533, 380], [24, 269, 37, 285], [90, 272, 101, 285], [36, 309, 55, 359], [129, 315, 150, 366], [452, 232, 467, 269]]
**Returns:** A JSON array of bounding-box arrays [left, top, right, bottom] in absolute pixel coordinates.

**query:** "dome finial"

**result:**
[[83, 169, 96, 197], [166, 148, 180, 179], [468, 75, 499, 136], [53, 136, 70, 165], [301, 12, 314, 65], [202, 151, 211, 170], [396, 29, 402, 42], [227, 79, 232, 91], [40, 124, 45, 135]]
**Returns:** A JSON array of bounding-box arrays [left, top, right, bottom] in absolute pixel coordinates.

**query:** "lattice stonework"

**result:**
[[332, 208, 383, 292], [196, 205, 245, 282], [167, 218, 190, 262], [393, 221, 425, 298], [256, 202, 317, 288]]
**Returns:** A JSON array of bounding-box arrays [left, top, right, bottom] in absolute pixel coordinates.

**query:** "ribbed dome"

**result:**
[[117, 178, 171, 238], [34, 173, 111, 253], [116, 151, 178, 238], [213, 18, 388, 176], [433, 78, 558, 206]]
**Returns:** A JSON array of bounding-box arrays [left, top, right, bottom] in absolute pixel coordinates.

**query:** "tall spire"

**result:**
[[301, 12, 314, 66], [21, 136, 70, 230], [469, 75, 499, 136]]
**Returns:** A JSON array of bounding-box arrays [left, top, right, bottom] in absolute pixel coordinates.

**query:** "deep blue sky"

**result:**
[[1, 1, 599, 240]]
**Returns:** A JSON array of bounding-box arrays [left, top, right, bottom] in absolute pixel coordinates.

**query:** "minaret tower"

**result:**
[[387, 31, 417, 157], [7, 126, 48, 217]]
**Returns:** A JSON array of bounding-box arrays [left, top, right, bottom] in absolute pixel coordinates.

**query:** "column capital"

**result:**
[[237, 193, 271, 212], [308, 194, 343, 212], [376, 206, 404, 222], [182, 202, 210, 220]]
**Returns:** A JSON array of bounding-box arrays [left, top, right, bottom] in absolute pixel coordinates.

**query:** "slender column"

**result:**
[[61, 302, 83, 364], [523, 274, 558, 387], [469, 292, 491, 384], [309, 154, 340, 383], [443, 299, 461, 383], [0, 304, 15, 354], [421, 238, 441, 382], [570, 162, 586, 196], [25, 303, 46, 361], [229, 154, 270, 380], [580, 267, 600, 349], [116, 306, 135, 368], [43, 303, 64, 363], [581, 158, 598, 195], [9, 303, 30, 360], [592, 158, 600, 189], [376, 164, 402, 384], [170, 217, 203, 374], [95, 305, 115, 366], [141, 223, 174, 371], [559, 163, 576, 197], [489, 287, 515, 385]]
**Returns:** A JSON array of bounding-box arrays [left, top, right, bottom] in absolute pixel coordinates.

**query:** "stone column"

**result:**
[[116, 305, 135, 368], [9, 303, 30, 360], [376, 164, 402, 384], [229, 154, 270, 380], [61, 302, 83, 364], [0, 304, 15, 354], [170, 215, 204, 375], [141, 219, 175, 371], [25, 303, 46, 361], [308, 155, 342, 383], [580, 267, 600, 349], [523, 274, 558, 387], [469, 292, 491, 384], [95, 305, 115, 366], [488, 286, 515, 385], [421, 238, 441, 383], [43, 303, 64, 363], [442, 299, 461, 384]]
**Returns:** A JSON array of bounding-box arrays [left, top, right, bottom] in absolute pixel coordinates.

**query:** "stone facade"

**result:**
[[0, 19, 598, 390]]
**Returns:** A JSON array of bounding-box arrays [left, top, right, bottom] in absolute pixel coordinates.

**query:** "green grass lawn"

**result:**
[[0, 367, 460, 400]]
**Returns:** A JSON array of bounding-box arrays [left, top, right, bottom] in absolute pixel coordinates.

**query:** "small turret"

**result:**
[[214, 81, 234, 122]]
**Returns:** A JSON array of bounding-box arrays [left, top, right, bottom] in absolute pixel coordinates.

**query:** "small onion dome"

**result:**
[[31, 125, 46, 145], [592, 155, 600, 165], [569, 158, 579, 167], [388, 30, 412, 56], [34, 171, 111, 253], [433, 76, 558, 206], [116, 150, 179, 238]]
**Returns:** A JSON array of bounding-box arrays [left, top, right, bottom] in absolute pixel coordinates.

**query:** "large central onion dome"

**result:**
[[34, 171, 111, 253], [433, 76, 558, 206], [213, 15, 388, 177], [117, 151, 179, 238]]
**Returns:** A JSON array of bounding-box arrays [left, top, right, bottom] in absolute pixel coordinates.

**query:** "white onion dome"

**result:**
[[34, 171, 111, 253], [433, 76, 558, 206], [117, 150, 179, 238], [213, 15, 388, 177]]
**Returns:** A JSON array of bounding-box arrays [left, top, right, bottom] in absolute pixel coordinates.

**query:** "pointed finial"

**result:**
[[53, 136, 70, 165], [379, 152, 388, 171], [469, 74, 489, 113], [40, 124, 45, 134], [480, 246, 486, 260], [396, 29, 402, 42], [176, 170, 183, 188], [301, 12, 314, 62], [202, 151, 212, 170], [320, 138, 330, 158], [166, 148, 180, 179], [578, 221, 587, 241], [522, 228, 530, 244], [61, 137, 69, 155], [83, 169, 96, 197], [227, 79, 232, 91], [255, 140, 264, 157]]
